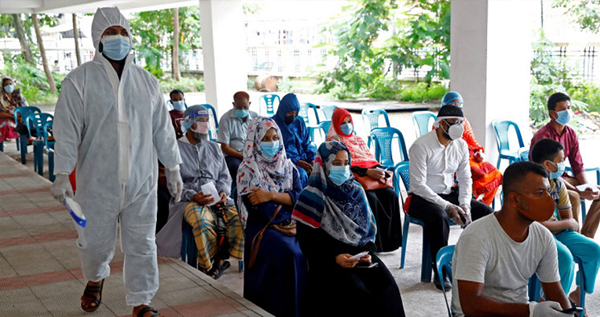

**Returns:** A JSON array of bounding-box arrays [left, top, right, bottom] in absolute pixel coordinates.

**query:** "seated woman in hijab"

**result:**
[[237, 117, 307, 317], [157, 105, 244, 279], [326, 107, 402, 252], [272, 93, 316, 187], [293, 141, 406, 317]]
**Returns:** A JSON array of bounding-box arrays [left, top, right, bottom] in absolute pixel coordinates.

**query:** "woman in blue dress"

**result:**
[[237, 117, 307, 317]]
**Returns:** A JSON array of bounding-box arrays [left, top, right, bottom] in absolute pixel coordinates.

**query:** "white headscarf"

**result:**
[[91, 7, 132, 50]]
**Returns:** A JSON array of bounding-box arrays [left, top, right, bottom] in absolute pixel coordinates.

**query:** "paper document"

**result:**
[[201, 182, 220, 207], [576, 184, 599, 193], [349, 251, 369, 260]]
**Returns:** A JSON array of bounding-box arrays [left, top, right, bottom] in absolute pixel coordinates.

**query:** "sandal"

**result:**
[[209, 261, 231, 280], [81, 279, 104, 312], [137, 306, 163, 317]]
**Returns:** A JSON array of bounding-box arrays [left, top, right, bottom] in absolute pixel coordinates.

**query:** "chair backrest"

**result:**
[[362, 109, 390, 134], [307, 103, 321, 124], [300, 102, 321, 126], [393, 161, 410, 198], [412, 111, 437, 138], [491, 120, 525, 155], [320, 105, 337, 120], [43, 121, 54, 151], [436, 245, 455, 316], [319, 120, 332, 137], [260, 94, 281, 116], [13, 106, 41, 130], [370, 127, 409, 169], [25, 113, 53, 138]]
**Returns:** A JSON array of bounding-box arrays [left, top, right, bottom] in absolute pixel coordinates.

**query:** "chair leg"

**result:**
[[0, 141, 3, 152], [20, 135, 27, 164], [581, 199, 587, 224], [48, 151, 55, 182], [575, 257, 586, 316], [239, 260, 244, 272], [400, 216, 411, 269]]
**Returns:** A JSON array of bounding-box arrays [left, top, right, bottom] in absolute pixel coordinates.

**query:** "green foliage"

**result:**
[[278, 77, 295, 93], [554, 0, 600, 33], [399, 82, 448, 103], [567, 82, 600, 113], [130, 7, 202, 78], [0, 54, 63, 105], [159, 77, 204, 94], [316, 0, 450, 101]]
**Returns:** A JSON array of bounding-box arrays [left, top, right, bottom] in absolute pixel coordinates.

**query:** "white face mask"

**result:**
[[443, 120, 464, 140]]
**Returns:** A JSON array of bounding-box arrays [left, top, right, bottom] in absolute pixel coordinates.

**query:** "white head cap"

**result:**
[[91, 7, 131, 50]]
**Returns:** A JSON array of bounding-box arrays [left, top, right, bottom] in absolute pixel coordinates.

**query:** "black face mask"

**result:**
[[285, 115, 296, 125]]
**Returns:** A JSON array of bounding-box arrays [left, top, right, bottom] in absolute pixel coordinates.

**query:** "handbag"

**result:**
[[249, 205, 297, 269], [353, 170, 393, 191]]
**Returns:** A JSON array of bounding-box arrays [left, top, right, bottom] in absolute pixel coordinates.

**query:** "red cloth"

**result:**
[[326, 108, 380, 169], [530, 122, 584, 177], [169, 110, 184, 139]]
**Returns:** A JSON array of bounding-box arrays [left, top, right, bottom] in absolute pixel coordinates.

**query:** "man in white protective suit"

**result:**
[[50, 7, 183, 317]]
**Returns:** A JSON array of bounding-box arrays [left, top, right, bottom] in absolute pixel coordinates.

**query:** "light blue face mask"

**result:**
[[329, 165, 351, 186], [340, 123, 353, 136], [236, 109, 249, 118], [260, 141, 280, 158], [555, 109, 572, 125], [101, 35, 131, 61], [172, 100, 185, 111], [548, 160, 566, 179], [4, 84, 14, 94]]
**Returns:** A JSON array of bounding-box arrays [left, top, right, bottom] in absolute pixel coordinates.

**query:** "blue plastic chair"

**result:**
[[320, 105, 337, 120], [25, 113, 53, 176], [181, 221, 198, 268], [300, 103, 320, 142], [42, 121, 55, 182], [260, 94, 280, 116], [436, 245, 455, 317], [491, 120, 527, 170], [362, 109, 390, 147], [394, 161, 433, 282], [412, 111, 437, 138], [370, 127, 409, 169], [13, 106, 41, 164], [319, 120, 331, 140]]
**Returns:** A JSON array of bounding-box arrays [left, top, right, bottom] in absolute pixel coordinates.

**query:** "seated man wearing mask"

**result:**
[[407, 105, 493, 291], [168, 89, 186, 139], [217, 91, 258, 181], [272, 93, 316, 187], [452, 161, 572, 317], [157, 105, 244, 280]]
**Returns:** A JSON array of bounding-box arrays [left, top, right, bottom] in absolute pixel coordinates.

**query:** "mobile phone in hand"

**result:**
[[560, 306, 583, 314], [355, 262, 379, 269]]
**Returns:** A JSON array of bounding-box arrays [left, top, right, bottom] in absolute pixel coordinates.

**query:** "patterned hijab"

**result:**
[[326, 107, 380, 168], [293, 141, 376, 247], [237, 117, 296, 222]]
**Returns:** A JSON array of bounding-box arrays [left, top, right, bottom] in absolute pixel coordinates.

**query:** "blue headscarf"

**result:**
[[272, 93, 316, 164], [293, 141, 376, 247]]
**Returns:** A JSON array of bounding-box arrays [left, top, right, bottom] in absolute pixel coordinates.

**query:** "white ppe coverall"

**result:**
[[53, 7, 182, 306]]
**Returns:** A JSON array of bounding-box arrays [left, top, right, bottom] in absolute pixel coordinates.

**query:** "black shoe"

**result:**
[[434, 273, 452, 292]]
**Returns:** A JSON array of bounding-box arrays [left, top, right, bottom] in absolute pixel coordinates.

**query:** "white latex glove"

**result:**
[[529, 301, 572, 317], [166, 165, 183, 203], [50, 173, 73, 205], [445, 203, 466, 226]]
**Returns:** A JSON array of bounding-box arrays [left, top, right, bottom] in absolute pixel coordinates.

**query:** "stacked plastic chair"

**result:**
[[13, 106, 41, 164], [25, 113, 53, 176], [260, 94, 280, 116]]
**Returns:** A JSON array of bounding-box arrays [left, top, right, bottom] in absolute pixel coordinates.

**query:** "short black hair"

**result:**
[[2, 78, 11, 87], [233, 91, 250, 101], [547, 92, 570, 111], [531, 138, 564, 164], [502, 161, 548, 199], [437, 105, 463, 118], [169, 89, 184, 99]]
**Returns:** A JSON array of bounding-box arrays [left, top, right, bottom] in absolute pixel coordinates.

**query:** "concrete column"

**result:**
[[199, 0, 247, 117], [450, 0, 537, 166]]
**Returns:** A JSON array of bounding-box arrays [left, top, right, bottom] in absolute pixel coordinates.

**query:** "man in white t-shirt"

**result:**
[[452, 161, 573, 316]]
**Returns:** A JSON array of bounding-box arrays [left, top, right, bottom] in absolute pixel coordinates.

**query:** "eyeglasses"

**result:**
[[445, 101, 463, 107], [444, 119, 464, 125]]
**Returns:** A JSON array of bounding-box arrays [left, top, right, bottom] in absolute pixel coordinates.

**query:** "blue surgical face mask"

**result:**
[[101, 35, 131, 61], [172, 100, 185, 111], [260, 141, 280, 158], [555, 109, 572, 125], [236, 109, 249, 118], [4, 84, 14, 94], [329, 165, 351, 186], [548, 160, 566, 179], [340, 123, 353, 136]]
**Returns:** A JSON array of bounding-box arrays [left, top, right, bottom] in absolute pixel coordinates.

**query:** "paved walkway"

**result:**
[[0, 151, 270, 317]]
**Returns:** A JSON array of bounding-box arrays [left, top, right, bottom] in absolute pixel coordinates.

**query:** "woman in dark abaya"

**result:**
[[237, 117, 307, 317], [326, 107, 402, 252], [293, 141, 406, 317]]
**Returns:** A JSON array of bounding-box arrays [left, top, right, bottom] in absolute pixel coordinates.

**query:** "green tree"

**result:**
[[129, 6, 201, 78], [554, 0, 600, 33]]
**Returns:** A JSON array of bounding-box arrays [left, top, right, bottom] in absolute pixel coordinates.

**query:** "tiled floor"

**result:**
[[0, 151, 270, 317]]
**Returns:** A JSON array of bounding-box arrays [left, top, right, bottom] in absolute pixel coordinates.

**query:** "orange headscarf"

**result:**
[[326, 108, 380, 168]]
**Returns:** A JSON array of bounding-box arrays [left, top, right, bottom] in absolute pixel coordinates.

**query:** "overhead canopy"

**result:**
[[0, 0, 197, 14]]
